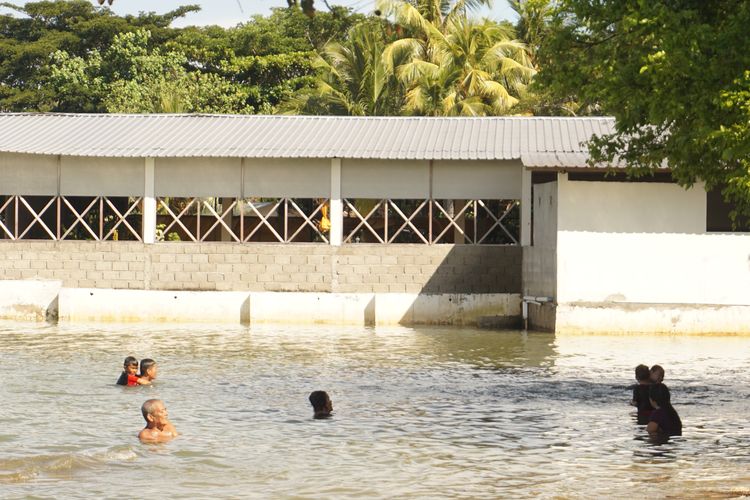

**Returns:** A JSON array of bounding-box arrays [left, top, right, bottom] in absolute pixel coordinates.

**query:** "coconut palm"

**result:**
[[280, 21, 409, 115], [379, 0, 535, 115]]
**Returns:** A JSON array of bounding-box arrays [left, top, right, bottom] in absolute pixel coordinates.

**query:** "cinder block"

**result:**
[[258, 254, 274, 264], [240, 254, 258, 264], [290, 255, 307, 265], [208, 254, 225, 264], [192, 254, 209, 264], [274, 254, 291, 265], [224, 254, 241, 263], [94, 261, 111, 271]]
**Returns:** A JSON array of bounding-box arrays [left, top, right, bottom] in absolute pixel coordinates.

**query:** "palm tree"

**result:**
[[280, 21, 408, 115], [379, 0, 535, 115], [508, 0, 554, 66]]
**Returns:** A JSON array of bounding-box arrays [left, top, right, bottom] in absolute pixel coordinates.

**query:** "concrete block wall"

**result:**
[[0, 241, 521, 295]]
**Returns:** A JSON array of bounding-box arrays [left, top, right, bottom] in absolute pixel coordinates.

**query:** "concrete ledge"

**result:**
[[556, 302, 750, 334], [58, 288, 251, 324], [52, 287, 519, 326], [0, 279, 61, 321]]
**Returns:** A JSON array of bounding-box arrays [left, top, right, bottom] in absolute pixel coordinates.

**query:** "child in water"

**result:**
[[630, 364, 654, 424], [138, 358, 158, 384], [647, 383, 682, 437], [116, 356, 140, 386], [650, 364, 665, 384]]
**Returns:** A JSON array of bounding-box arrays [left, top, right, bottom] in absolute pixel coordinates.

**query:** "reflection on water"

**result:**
[[0, 322, 749, 499]]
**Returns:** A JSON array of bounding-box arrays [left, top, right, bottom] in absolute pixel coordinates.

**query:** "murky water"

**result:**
[[1, 323, 749, 499]]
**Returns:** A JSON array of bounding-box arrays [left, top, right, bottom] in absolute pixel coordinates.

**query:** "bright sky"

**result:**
[[1, 1, 518, 28]]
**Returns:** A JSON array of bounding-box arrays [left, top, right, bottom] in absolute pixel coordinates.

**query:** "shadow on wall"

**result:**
[[396, 245, 523, 328]]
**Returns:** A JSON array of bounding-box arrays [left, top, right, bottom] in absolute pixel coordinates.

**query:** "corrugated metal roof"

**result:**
[[0, 113, 616, 166]]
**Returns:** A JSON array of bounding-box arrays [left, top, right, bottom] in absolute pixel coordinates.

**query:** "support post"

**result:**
[[520, 167, 532, 246], [329, 158, 343, 246], [143, 158, 156, 244]]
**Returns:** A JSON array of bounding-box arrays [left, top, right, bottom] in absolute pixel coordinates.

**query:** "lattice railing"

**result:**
[[156, 197, 329, 243], [0, 195, 143, 241], [343, 198, 519, 245]]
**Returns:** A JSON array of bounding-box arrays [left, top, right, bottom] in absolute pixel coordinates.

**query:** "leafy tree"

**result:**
[[536, 0, 750, 218], [230, 7, 365, 56], [50, 29, 251, 113], [0, 0, 198, 111]]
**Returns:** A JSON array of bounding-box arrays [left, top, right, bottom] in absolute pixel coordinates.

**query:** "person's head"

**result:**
[[648, 383, 671, 409], [650, 365, 665, 383], [123, 356, 139, 376], [635, 364, 650, 382], [309, 390, 332, 417], [140, 359, 157, 380], [141, 399, 168, 426]]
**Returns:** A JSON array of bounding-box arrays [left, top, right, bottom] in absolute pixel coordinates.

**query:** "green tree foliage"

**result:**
[[50, 29, 251, 113], [536, 0, 750, 218], [0, 0, 198, 111], [280, 19, 405, 115], [378, 0, 535, 116]]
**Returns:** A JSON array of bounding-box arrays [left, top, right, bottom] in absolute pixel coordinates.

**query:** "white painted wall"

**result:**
[[156, 158, 242, 197], [0, 153, 58, 195], [61, 156, 144, 196], [245, 158, 330, 198], [555, 178, 750, 306], [558, 178, 706, 233], [432, 160, 522, 199], [556, 231, 750, 305], [342, 159, 430, 198]]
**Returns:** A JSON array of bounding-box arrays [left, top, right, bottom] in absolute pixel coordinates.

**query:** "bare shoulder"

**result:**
[[139, 428, 176, 443]]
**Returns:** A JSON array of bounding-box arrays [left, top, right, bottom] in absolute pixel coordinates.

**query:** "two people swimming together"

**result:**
[[631, 364, 682, 438], [115, 356, 158, 386]]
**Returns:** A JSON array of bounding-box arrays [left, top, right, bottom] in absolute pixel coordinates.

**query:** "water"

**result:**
[[1, 323, 749, 499]]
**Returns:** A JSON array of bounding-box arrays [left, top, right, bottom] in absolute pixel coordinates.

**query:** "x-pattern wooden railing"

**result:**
[[0, 195, 142, 241], [343, 198, 519, 245]]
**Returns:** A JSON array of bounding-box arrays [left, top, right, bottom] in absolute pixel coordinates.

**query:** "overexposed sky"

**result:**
[[1, 0, 517, 28]]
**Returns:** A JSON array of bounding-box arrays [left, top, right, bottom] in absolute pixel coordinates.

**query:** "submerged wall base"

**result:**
[[46, 286, 520, 327], [555, 302, 750, 335]]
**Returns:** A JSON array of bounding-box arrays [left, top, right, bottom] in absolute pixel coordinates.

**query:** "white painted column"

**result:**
[[329, 158, 343, 246], [520, 168, 532, 246], [143, 157, 156, 244]]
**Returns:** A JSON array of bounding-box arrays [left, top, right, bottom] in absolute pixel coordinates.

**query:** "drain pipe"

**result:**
[[522, 295, 552, 330]]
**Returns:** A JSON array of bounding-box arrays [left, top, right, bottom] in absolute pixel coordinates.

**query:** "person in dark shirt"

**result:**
[[647, 383, 682, 437], [309, 390, 333, 419], [631, 364, 654, 424], [116, 356, 140, 386]]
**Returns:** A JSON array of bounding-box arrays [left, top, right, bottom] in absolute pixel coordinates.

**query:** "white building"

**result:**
[[0, 113, 747, 333]]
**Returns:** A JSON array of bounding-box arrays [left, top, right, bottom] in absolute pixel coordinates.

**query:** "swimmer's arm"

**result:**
[[136, 377, 152, 385], [646, 421, 660, 434]]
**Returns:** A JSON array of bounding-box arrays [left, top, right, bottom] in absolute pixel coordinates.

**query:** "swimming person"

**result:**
[[650, 364, 665, 384], [138, 358, 158, 384], [309, 391, 333, 419], [116, 356, 140, 386], [647, 383, 682, 437], [138, 399, 179, 443], [631, 364, 654, 425]]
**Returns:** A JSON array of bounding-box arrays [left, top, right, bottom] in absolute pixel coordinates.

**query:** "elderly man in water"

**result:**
[[138, 399, 179, 443]]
